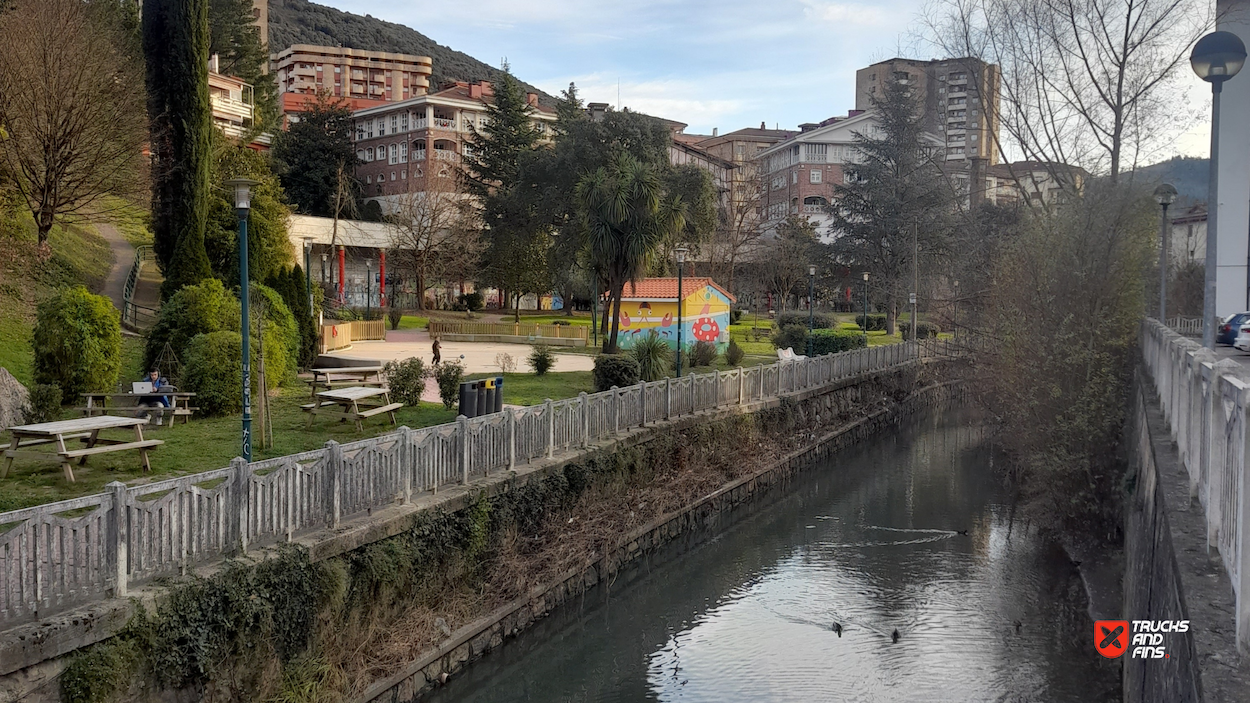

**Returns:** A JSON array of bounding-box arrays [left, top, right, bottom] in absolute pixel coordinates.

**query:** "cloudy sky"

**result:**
[[316, 0, 1208, 163]]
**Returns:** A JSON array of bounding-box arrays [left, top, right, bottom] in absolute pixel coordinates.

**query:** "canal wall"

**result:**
[[360, 372, 966, 703], [0, 355, 965, 703], [1125, 372, 1250, 702]]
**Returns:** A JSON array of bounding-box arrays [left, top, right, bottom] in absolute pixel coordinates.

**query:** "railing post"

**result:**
[[612, 388, 620, 434], [324, 440, 342, 529], [738, 367, 745, 405], [458, 415, 470, 484], [398, 426, 412, 504], [580, 392, 591, 446], [1238, 384, 1250, 653], [232, 456, 251, 554], [545, 399, 555, 459], [107, 481, 129, 598], [757, 363, 764, 401], [638, 381, 647, 426], [507, 409, 516, 471], [665, 378, 672, 419]]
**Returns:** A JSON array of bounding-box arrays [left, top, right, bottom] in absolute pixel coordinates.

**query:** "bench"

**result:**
[[357, 403, 403, 419], [62, 439, 163, 460], [777, 347, 807, 362], [304, 386, 401, 432], [2, 416, 162, 482]]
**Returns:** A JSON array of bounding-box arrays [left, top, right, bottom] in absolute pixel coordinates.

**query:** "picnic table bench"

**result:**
[[302, 386, 401, 432], [2, 416, 162, 482], [305, 366, 385, 400], [77, 391, 199, 424]]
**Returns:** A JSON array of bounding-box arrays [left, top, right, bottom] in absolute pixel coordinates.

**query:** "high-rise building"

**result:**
[[854, 57, 1000, 165], [271, 44, 434, 106]]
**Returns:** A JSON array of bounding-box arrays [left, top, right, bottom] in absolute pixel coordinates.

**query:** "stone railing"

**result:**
[[1141, 318, 1250, 651], [0, 340, 955, 628], [1166, 316, 1204, 336]]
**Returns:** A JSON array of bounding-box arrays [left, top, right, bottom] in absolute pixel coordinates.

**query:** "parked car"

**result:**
[[1219, 312, 1250, 345], [1235, 324, 1250, 352]]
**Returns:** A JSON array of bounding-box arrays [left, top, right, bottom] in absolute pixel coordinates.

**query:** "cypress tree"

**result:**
[[144, 0, 214, 298]]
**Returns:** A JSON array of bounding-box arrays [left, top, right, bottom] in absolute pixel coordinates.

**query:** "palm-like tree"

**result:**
[[577, 152, 686, 353]]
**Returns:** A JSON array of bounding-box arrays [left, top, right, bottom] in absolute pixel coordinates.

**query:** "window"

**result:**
[[401, 112, 409, 131], [399, 143, 407, 162], [334, 67, 341, 73], [366, 147, 374, 161], [791, 172, 798, 184], [366, 121, 373, 139], [938, 87, 946, 94], [949, 110, 966, 118], [366, 175, 372, 184], [377, 117, 386, 136], [391, 172, 396, 181], [401, 170, 406, 179], [390, 115, 398, 132], [356, 150, 365, 162], [810, 169, 822, 184], [949, 97, 965, 105], [389, 144, 399, 164], [315, 65, 322, 72], [736, 145, 745, 155], [772, 176, 783, 190]]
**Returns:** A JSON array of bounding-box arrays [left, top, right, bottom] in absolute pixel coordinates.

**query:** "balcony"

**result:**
[[210, 95, 253, 123], [433, 150, 459, 162], [411, 117, 428, 130], [802, 204, 827, 214], [412, 150, 426, 161], [433, 117, 456, 130]]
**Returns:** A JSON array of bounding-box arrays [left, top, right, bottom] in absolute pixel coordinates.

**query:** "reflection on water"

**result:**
[[424, 409, 1120, 702]]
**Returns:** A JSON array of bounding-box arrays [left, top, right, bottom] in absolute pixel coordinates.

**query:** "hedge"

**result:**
[[810, 329, 867, 354], [182, 331, 244, 416], [770, 324, 809, 352], [854, 314, 887, 332], [902, 321, 941, 340], [145, 279, 239, 371], [593, 354, 640, 391], [33, 286, 121, 398], [777, 312, 835, 329]]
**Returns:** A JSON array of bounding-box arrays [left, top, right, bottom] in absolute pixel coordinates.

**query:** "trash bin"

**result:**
[[458, 381, 477, 418], [494, 376, 504, 413]]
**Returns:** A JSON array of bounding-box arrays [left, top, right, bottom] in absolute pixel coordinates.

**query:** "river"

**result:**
[[424, 408, 1120, 702]]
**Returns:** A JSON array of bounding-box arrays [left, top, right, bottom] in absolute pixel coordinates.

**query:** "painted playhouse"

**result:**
[[614, 277, 735, 352]]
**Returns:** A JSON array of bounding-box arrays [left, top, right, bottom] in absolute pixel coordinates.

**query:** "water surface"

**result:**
[[425, 409, 1119, 702]]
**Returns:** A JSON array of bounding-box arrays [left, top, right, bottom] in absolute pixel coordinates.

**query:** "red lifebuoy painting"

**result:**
[[692, 317, 719, 342]]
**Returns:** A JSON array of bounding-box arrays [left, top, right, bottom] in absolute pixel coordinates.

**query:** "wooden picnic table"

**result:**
[[306, 366, 385, 400], [1, 416, 162, 483], [303, 386, 402, 432], [78, 391, 199, 424]]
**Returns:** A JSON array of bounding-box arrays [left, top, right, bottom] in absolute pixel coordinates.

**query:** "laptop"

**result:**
[[132, 381, 154, 394]]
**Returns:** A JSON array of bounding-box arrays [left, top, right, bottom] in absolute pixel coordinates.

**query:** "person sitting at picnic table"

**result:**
[[137, 368, 171, 426], [432, 337, 441, 365]]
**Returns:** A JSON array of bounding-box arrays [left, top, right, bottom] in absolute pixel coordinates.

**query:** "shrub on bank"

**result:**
[[778, 311, 834, 329], [434, 361, 464, 410], [33, 285, 121, 398], [854, 314, 887, 332], [631, 332, 671, 382], [901, 321, 941, 340], [594, 354, 640, 391], [689, 340, 718, 368], [810, 329, 867, 354], [528, 344, 556, 376], [770, 324, 808, 352], [24, 383, 63, 424], [182, 331, 243, 416], [725, 339, 745, 366], [383, 358, 426, 406], [145, 279, 238, 371]]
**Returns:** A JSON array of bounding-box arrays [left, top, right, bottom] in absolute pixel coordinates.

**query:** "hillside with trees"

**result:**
[[1131, 156, 1209, 205], [267, 0, 553, 102]]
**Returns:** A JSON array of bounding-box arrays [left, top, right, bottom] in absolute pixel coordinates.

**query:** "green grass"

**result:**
[[99, 196, 153, 247], [397, 314, 429, 330], [0, 386, 460, 513], [499, 312, 594, 326], [466, 371, 595, 405]]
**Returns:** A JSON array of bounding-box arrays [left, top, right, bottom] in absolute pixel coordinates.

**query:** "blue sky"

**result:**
[[317, 0, 1206, 159]]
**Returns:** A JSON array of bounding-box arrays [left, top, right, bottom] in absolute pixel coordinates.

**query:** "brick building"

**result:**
[[272, 45, 434, 114], [696, 125, 796, 215], [350, 80, 557, 210]]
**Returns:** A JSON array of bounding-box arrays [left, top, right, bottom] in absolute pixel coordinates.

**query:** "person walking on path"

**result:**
[[431, 337, 441, 366]]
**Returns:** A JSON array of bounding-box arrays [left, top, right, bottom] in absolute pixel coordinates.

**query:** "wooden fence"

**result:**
[[0, 340, 955, 628], [320, 320, 387, 352], [428, 321, 589, 341]]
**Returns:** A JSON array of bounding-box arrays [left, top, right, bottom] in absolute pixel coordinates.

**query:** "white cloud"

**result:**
[[798, 0, 891, 25]]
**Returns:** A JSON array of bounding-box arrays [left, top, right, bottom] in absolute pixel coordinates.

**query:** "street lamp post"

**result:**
[[302, 238, 314, 317], [807, 265, 816, 356], [953, 279, 960, 342], [862, 272, 869, 346], [1154, 184, 1178, 323], [366, 258, 374, 317], [320, 252, 327, 285], [225, 178, 258, 463], [675, 246, 688, 377], [1191, 31, 1247, 348]]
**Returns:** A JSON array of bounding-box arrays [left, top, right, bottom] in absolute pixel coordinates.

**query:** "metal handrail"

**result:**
[[122, 245, 153, 330]]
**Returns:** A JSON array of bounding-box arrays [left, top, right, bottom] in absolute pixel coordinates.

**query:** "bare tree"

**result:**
[[925, 0, 1211, 187], [758, 216, 819, 312], [707, 169, 767, 293], [387, 170, 483, 310], [0, 0, 147, 247]]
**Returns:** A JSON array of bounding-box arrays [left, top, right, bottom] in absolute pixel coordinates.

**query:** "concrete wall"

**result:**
[[1215, 0, 1250, 317]]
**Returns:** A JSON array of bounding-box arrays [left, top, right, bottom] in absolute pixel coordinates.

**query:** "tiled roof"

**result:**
[[621, 277, 736, 303], [430, 84, 557, 114]]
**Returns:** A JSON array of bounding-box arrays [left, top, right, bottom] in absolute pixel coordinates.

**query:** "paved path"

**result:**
[[325, 331, 594, 375], [97, 221, 132, 311]]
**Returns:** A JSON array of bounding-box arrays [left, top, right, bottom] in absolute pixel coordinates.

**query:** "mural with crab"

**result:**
[[615, 277, 735, 352]]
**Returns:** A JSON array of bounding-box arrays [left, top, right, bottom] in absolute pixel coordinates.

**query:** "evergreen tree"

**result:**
[[272, 91, 360, 217], [204, 132, 293, 283], [209, 0, 278, 131], [826, 76, 956, 334], [145, 0, 214, 297], [460, 64, 545, 321]]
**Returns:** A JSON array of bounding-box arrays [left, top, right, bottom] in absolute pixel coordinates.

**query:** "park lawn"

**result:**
[[728, 322, 775, 355], [502, 313, 594, 326], [397, 314, 429, 330], [466, 371, 595, 406], [0, 386, 459, 512], [99, 196, 153, 247]]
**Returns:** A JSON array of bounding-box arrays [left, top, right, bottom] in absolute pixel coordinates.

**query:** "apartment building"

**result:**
[[697, 125, 796, 214], [753, 111, 943, 240], [985, 161, 1089, 206], [855, 57, 1000, 166], [272, 45, 434, 108], [208, 58, 270, 149], [351, 80, 557, 209]]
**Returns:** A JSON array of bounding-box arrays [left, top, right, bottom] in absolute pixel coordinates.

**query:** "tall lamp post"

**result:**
[[225, 178, 258, 463], [302, 237, 314, 316], [1154, 184, 1178, 322], [320, 252, 327, 285], [807, 265, 816, 356], [1191, 31, 1247, 348], [862, 272, 869, 346], [675, 246, 688, 377], [365, 258, 374, 317], [953, 279, 960, 342]]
